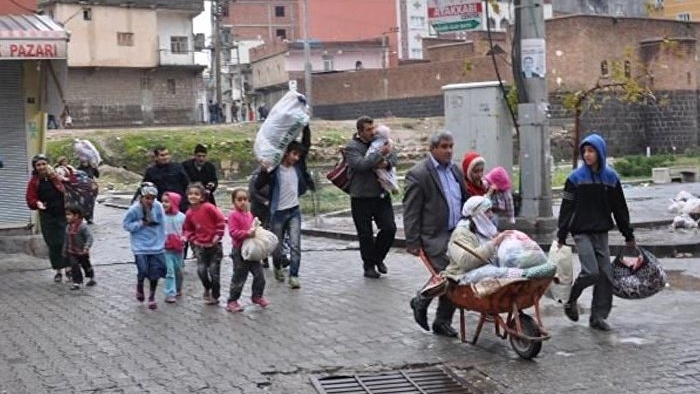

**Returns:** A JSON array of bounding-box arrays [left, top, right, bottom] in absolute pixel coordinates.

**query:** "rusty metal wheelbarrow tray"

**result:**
[[418, 249, 553, 359]]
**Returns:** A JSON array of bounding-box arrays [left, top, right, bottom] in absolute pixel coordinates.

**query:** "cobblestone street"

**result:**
[[1, 204, 699, 394]]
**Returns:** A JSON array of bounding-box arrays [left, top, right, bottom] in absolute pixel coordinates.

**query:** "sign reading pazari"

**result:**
[[0, 40, 67, 59]]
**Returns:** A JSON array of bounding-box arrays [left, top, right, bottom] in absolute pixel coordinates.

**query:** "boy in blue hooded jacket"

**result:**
[[557, 133, 635, 331]]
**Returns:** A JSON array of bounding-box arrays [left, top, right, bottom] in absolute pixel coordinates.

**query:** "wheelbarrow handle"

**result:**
[[418, 249, 440, 277]]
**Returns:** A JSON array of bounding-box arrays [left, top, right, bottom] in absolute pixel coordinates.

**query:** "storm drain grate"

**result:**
[[310, 367, 480, 394]]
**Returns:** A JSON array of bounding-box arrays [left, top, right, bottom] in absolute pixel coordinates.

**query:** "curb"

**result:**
[[104, 201, 699, 258]]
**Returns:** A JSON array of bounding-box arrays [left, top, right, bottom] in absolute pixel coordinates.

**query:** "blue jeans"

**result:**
[[164, 251, 183, 297], [270, 206, 301, 277]]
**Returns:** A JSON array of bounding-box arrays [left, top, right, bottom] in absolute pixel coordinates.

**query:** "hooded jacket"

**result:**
[[557, 133, 634, 244], [462, 152, 488, 197], [163, 192, 186, 252]]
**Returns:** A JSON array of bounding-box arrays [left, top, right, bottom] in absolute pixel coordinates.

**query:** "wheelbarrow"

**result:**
[[418, 249, 553, 359]]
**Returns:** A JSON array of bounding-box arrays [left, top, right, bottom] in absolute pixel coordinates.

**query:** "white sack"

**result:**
[[253, 91, 309, 169]]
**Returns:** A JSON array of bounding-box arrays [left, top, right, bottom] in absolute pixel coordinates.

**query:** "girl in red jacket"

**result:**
[[182, 182, 226, 305], [226, 188, 269, 312]]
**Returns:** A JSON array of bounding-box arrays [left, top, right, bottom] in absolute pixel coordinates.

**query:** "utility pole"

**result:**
[[516, 0, 552, 220], [302, 0, 312, 114], [213, 0, 223, 107]]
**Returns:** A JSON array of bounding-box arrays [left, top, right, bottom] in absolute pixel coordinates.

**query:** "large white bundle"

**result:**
[[253, 91, 309, 169], [241, 218, 280, 261], [544, 241, 573, 303], [73, 139, 102, 166], [497, 230, 548, 269]]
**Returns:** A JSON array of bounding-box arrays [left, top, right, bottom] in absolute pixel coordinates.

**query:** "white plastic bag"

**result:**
[[241, 219, 279, 261], [253, 91, 309, 169], [73, 139, 102, 166], [496, 230, 548, 268], [544, 240, 573, 303]]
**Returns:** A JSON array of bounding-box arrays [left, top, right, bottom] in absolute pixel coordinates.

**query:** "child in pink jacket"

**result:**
[[226, 188, 269, 312]]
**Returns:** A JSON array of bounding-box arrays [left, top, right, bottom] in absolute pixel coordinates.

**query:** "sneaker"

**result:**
[[176, 291, 183, 297], [226, 301, 244, 312], [202, 289, 210, 301], [53, 272, 62, 283], [136, 283, 145, 302], [376, 262, 388, 274], [165, 296, 177, 303], [288, 276, 300, 289], [86, 279, 97, 287], [251, 296, 270, 308], [274, 268, 285, 282], [70, 283, 81, 290], [206, 297, 219, 305]]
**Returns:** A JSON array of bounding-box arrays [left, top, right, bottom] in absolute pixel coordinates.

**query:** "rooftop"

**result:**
[[38, 0, 204, 13]]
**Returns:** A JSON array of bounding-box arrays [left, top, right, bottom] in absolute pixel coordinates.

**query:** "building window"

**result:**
[[275, 6, 285, 17], [117, 32, 134, 47], [167, 79, 176, 94], [410, 16, 424, 28], [600, 60, 609, 78], [323, 55, 334, 72], [83, 8, 92, 21], [411, 48, 422, 58], [677, 13, 691, 21], [276, 29, 286, 39], [170, 36, 188, 54]]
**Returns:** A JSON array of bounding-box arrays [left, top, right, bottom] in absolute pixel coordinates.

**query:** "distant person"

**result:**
[[63, 204, 96, 290], [404, 131, 468, 338], [231, 102, 239, 123], [557, 133, 635, 331], [257, 103, 268, 121], [182, 144, 218, 205], [123, 183, 167, 310], [60, 106, 73, 128], [344, 116, 397, 279], [140, 146, 190, 212]]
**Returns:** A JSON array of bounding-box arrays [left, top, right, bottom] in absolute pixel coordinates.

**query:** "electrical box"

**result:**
[[442, 81, 513, 176]]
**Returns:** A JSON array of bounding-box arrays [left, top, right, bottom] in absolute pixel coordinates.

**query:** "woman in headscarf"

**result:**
[[25, 154, 70, 282], [443, 196, 508, 281]]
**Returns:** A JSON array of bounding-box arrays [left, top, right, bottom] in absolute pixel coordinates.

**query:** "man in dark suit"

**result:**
[[182, 144, 218, 206], [403, 130, 469, 337]]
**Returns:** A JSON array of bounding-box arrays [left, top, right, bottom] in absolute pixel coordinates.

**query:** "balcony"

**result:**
[[158, 49, 195, 67]]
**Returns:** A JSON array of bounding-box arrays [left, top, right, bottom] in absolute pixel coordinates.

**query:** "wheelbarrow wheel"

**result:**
[[508, 313, 542, 359]]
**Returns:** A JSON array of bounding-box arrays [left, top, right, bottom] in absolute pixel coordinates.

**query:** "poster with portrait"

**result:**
[[521, 38, 546, 79]]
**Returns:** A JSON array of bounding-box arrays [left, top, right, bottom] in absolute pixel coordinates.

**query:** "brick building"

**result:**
[[38, 0, 205, 127], [301, 15, 700, 156], [0, 0, 36, 14]]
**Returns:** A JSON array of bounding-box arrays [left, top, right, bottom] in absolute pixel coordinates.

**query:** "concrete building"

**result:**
[[249, 38, 384, 106], [552, 0, 648, 17], [649, 0, 700, 21], [38, 0, 205, 127]]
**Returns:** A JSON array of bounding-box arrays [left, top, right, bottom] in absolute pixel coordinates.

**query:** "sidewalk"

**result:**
[[0, 203, 699, 394], [302, 182, 700, 258]]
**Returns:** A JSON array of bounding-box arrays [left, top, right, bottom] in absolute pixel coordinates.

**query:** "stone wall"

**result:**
[[66, 67, 200, 128], [313, 95, 444, 120]]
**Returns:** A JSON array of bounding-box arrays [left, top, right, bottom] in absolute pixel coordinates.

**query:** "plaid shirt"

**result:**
[[491, 191, 515, 224]]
